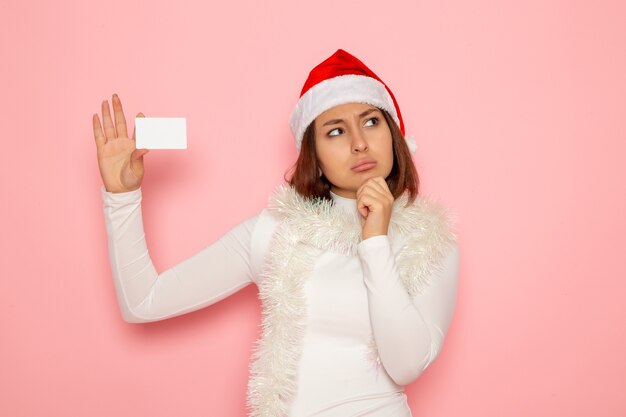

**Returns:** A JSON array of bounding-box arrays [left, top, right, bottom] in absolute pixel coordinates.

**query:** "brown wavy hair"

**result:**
[[283, 108, 419, 207]]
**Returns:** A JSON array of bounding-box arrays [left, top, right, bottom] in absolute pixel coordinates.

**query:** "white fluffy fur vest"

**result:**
[[245, 184, 457, 417]]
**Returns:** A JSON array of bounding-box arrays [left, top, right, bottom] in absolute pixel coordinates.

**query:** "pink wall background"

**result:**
[[1, 0, 624, 416]]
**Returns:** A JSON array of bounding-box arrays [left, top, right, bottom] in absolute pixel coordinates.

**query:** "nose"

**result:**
[[351, 127, 369, 153]]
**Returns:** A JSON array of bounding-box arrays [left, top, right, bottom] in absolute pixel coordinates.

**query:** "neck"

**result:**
[[330, 189, 358, 214], [330, 186, 356, 199]]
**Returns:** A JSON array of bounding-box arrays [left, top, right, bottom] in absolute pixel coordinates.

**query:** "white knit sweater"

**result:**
[[101, 184, 460, 417]]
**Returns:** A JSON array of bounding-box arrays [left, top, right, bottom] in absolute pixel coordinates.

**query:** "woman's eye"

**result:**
[[328, 128, 342, 137], [327, 118, 377, 137], [364, 117, 379, 127]]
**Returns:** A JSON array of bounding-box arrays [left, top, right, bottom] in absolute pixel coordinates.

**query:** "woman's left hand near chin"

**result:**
[[356, 176, 394, 240]]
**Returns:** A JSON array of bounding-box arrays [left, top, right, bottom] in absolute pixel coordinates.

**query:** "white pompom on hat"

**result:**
[[289, 49, 417, 154]]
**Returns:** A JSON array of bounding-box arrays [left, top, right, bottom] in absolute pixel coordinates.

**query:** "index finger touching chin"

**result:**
[[369, 176, 391, 194]]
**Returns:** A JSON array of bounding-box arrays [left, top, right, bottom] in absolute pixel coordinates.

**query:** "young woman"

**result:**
[[93, 49, 460, 417]]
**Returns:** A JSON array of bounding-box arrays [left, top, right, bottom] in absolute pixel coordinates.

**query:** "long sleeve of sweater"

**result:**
[[100, 185, 259, 323], [357, 234, 460, 386]]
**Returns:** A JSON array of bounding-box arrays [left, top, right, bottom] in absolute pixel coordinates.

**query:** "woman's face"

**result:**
[[314, 102, 394, 199]]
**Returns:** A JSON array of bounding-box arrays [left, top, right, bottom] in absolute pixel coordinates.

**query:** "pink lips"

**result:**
[[351, 159, 377, 172]]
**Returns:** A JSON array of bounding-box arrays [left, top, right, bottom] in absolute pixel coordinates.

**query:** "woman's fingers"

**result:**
[[357, 178, 385, 201], [101, 99, 116, 140], [369, 177, 394, 202], [93, 113, 106, 147], [358, 183, 386, 204], [112, 94, 128, 138]]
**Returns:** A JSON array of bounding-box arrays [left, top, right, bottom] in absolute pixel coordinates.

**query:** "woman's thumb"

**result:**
[[132, 148, 149, 161], [132, 112, 145, 141]]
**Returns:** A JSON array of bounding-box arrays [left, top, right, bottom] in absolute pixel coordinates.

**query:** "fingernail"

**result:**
[[113, 93, 118, 99]]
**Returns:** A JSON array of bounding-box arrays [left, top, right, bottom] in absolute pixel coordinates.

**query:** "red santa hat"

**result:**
[[289, 49, 417, 154]]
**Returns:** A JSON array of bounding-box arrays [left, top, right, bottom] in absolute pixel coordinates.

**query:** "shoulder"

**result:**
[[249, 208, 280, 281], [391, 193, 458, 243], [391, 193, 459, 295]]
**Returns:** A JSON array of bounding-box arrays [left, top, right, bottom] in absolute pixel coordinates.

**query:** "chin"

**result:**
[[358, 169, 379, 178], [357, 166, 392, 183]]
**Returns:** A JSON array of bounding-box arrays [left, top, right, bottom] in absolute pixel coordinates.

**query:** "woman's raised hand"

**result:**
[[93, 94, 150, 193]]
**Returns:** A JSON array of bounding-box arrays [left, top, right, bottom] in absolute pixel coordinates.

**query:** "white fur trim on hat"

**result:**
[[405, 134, 418, 154], [289, 74, 400, 151]]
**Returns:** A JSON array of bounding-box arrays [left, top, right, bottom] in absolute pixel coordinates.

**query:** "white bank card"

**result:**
[[135, 117, 187, 149]]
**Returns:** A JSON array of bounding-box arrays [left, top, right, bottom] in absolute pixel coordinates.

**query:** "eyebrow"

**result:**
[[322, 108, 380, 127]]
